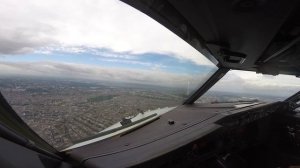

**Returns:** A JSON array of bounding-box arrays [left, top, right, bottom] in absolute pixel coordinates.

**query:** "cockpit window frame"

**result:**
[[183, 67, 230, 104]]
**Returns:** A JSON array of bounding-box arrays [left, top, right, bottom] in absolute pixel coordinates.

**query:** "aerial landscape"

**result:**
[[0, 77, 186, 149], [0, 76, 285, 150]]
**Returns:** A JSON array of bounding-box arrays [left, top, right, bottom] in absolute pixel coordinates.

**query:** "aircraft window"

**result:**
[[0, 0, 217, 150], [197, 70, 300, 103]]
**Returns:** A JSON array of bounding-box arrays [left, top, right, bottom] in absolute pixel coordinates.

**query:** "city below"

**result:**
[[0, 77, 283, 150]]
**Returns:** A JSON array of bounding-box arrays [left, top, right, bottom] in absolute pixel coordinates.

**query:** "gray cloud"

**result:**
[[211, 70, 300, 97], [0, 61, 206, 88], [0, 25, 56, 55], [0, 61, 298, 97], [0, 0, 213, 65]]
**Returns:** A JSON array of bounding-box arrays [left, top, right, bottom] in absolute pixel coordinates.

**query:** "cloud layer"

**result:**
[[0, 0, 212, 65], [0, 61, 211, 89], [0, 59, 298, 98], [211, 70, 300, 97], [0, 0, 299, 98]]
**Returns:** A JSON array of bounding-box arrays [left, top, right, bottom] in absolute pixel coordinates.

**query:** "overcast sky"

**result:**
[[0, 0, 216, 88], [209, 70, 300, 97], [0, 0, 299, 97], [0, 0, 211, 64]]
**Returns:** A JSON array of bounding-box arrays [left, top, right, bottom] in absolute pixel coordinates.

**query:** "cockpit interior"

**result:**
[[0, 0, 300, 168]]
